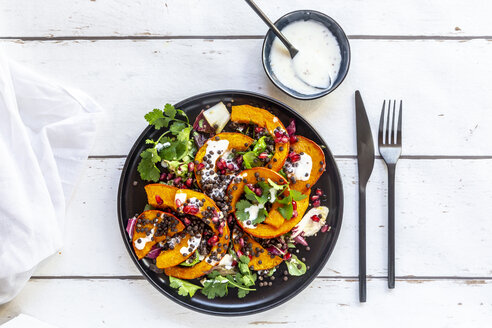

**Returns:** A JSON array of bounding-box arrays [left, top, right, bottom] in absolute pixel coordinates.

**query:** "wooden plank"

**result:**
[[2, 0, 491, 38], [2, 39, 491, 156], [1, 278, 491, 327], [33, 157, 492, 277]]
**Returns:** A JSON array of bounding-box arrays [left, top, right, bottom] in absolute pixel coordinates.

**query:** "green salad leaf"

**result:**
[[138, 104, 195, 182], [169, 276, 202, 297], [179, 250, 200, 267], [285, 255, 307, 276], [242, 136, 271, 169]]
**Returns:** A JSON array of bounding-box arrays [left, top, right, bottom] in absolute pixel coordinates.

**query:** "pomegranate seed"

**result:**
[[197, 163, 205, 171], [248, 254, 253, 260], [183, 205, 199, 215], [292, 210, 298, 218], [258, 152, 269, 160], [175, 199, 182, 207], [159, 172, 167, 181], [183, 217, 191, 225], [283, 253, 292, 260], [292, 200, 297, 210], [311, 195, 319, 201], [274, 131, 282, 138], [167, 173, 174, 180], [254, 127, 264, 134], [321, 225, 331, 233], [313, 199, 321, 207], [155, 195, 163, 205], [290, 135, 298, 143], [207, 235, 219, 245], [227, 214, 234, 224], [281, 136, 289, 143], [188, 162, 195, 172], [235, 156, 243, 165], [316, 188, 323, 196], [212, 216, 219, 224], [221, 169, 226, 175], [231, 260, 238, 267], [289, 152, 301, 163], [311, 215, 320, 222], [246, 184, 255, 191], [218, 225, 224, 234], [227, 163, 235, 170], [236, 249, 243, 257], [255, 188, 262, 196], [185, 178, 193, 187], [173, 177, 182, 185]]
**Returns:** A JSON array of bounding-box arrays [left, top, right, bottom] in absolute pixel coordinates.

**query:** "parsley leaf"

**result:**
[[169, 121, 187, 135], [169, 276, 202, 297], [290, 189, 307, 201], [145, 108, 170, 129], [164, 103, 177, 119], [201, 273, 230, 299], [235, 199, 252, 222]]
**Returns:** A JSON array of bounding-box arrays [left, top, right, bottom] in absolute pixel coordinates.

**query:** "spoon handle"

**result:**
[[244, 0, 298, 58]]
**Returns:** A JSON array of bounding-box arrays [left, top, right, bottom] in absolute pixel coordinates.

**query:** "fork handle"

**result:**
[[387, 164, 396, 289]]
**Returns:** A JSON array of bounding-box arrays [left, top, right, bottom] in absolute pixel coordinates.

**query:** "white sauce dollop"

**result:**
[[269, 20, 342, 95], [286, 153, 312, 181], [201, 139, 230, 199], [294, 206, 329, 237], [218, 254, 235, 270], [135, 228, 155, 250]]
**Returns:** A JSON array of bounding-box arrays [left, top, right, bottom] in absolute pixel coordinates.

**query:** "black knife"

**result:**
[[355, 90, 375, 302]]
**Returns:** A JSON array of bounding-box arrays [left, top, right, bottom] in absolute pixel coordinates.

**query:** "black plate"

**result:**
[[117, 90, 344, 316]]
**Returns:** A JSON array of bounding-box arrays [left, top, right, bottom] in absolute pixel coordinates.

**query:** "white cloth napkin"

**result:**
[[0, 54, 102, 304], [1, 314, 59, 328]]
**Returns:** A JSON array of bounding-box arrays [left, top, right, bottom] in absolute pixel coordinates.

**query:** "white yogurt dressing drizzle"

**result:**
[[269, 20, 342, 95], [285, 153, 313, 181], [135, 228, 155, 250], [218, 254, 235, 270]]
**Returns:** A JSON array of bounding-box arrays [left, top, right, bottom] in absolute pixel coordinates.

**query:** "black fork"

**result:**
[[378, 100, 402, 289]]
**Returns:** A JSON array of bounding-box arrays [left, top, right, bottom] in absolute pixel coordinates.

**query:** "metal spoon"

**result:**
[[245, 0, 331, 89]]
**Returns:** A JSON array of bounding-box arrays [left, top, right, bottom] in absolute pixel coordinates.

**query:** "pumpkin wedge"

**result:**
[[144, 184, 178, 210], [132, 210, 185, 259], [227, 167, 289, 228], [231, 105, 289, 171], [237, 189, 311, 239], [156, 233, 202, 269], [164, 189, 230, 279], [287, 136, 326, 193], [194, 132, 253, 190], [233, 231, 283, 271]]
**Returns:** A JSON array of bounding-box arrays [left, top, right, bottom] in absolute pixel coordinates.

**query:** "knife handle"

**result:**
[[359, 186, 367, 302]]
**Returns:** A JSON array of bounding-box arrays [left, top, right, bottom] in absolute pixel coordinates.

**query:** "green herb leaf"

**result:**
[[235, 199, 252, 222], [277, 201, 293, 220], [169, 276, 202, 297], [179, 250, 200, 267], [285, 255, 307, 276], [137, 148, 161, 182], [169, 121, 187, 135], [201, 274, 229, 299], [163, 103, 177, 119], [243, 185, 259, 203], [290, 189, 307, 201], [143, 204, 155, 211]]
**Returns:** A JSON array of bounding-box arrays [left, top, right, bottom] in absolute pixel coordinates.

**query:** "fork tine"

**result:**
[[378, 100, 386, 145], [397, 100, 402, 144], [391, 100, 396, 144], [386, 100, 391, 144]]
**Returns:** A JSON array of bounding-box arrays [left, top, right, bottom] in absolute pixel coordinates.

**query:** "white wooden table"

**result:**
[[1, 1, 492, 326]]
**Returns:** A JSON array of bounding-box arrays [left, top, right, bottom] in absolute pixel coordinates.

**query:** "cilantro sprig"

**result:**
[[169, 276, 202, 297], [137, 104, 196, 182], [201, 255, 257, 299]]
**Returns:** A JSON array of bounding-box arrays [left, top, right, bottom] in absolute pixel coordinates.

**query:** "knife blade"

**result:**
[[355, 90, 375, 303]]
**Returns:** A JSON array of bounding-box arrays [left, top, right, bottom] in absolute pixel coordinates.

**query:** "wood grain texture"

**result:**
[[1, 39, 492, 156], [0, 278, 491, 327], [1, 0, 491, 38], [32, 157, 492, 277]]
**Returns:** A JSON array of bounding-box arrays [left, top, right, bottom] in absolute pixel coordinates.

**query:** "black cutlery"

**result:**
[[378, 100, 402, 289], [355, 90, 375, 302]]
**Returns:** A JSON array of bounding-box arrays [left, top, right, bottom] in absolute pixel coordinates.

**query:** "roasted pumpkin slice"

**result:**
[[194, 132, 253, 190], [144, 184, 178, 210], [132, 210, 185, 259], [156, 233, 202, 269], [164, 189, 231, 279], [227, 167, 289, 228], [232, 231, 283, 271], [286, 136, 326, 193], [231, 105, 289, 171], [237, 189, 311, 239]]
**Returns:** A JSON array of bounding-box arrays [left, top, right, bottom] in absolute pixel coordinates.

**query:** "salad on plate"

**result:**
[[126, 101, 331, 299]]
